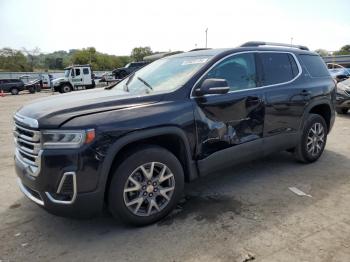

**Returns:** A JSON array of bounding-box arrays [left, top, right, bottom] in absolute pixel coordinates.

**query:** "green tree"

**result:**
[[22, 47, 41, 70], [333, 45, 350, 55], [0, 48, 31, 71], [131, 47, 152, 61], [315, 49, 329, 57]]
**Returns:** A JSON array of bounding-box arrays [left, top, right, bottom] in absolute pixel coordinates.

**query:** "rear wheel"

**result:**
[[28, 86, 36, 94], [11, 88, 19, 95], [60, 85, 72, 93], [336, 108, 348, 114], [108, 146, 184, 226], [294, 114, 327, 163]]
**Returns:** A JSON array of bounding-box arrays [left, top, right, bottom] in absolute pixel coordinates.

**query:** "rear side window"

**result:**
[[260, 53, 299, 86], [299, 54, 330, 77], [83, 68, 89, 75]]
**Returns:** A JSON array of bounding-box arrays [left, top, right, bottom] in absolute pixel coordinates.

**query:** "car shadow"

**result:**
[[1, 149, 350, 260]]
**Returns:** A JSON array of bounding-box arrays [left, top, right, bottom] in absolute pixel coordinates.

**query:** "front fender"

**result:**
[[96, 126, 198, 196]]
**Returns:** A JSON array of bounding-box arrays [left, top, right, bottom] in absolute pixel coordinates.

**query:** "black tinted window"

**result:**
[[83, 68, 89, 75], [205, 53, 257, 91], [299, 54, 330, 77], [260, 53, 298, 85], [75, 68, 81, 76]]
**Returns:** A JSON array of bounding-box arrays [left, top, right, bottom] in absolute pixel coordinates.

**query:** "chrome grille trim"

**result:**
[[14, 113, 39, 129], [13, 114, 42, 177]]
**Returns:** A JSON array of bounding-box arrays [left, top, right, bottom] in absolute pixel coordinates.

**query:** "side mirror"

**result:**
[[196, 78, 229, 96]]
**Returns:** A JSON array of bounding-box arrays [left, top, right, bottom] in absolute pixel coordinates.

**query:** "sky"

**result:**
[[0, 0, 349, 55]]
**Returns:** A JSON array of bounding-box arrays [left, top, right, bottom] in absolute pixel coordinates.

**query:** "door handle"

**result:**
[[247, 97, 262, 103], [300, 90, 311, 96]]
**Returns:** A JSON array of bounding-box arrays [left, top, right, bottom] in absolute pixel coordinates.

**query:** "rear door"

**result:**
[[258, 52, 307, 153], [193, 52, 265, 174], [82, 67, 92, 85]]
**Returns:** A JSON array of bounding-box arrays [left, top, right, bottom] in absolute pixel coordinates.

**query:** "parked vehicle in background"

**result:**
[[336, 78, 350, 114], [0, 79, 25, 95], [112, 61, 149, 79], [19, 75, 32, 84], [14, 42, 336, 226], [25, 79, 43, 93], [327, 63, 350, 82], [52, 65, 96, 93], [100, 72, 114, 82]]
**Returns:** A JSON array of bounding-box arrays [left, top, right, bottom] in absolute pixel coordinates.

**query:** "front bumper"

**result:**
[[336, 98, 350, 108], [15, 147, 105, 218]]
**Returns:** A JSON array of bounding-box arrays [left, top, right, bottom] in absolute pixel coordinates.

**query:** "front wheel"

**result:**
[[108, 146, 184, 226], [28, 86, 36, 94], [11, 88, 19, 95], [294, 114, 327, 163]]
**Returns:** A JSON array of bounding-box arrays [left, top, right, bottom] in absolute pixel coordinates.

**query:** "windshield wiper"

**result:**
[[137, 77, 153, 91]]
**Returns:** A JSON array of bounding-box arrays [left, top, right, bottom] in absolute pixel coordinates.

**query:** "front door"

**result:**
[[71, 68, 83, 86], [193, 52, 265, 174]]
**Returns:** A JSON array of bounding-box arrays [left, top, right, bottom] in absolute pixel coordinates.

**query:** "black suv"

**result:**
[[14, 42, 336, 225], [0, 79, 25, 95], [112, 61, 149, 79]]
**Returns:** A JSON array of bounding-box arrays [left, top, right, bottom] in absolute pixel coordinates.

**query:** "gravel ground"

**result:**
[[1, 91, 350, 262]]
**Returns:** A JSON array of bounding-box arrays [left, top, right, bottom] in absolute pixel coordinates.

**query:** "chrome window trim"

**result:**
[[190, 50, 302, 98]]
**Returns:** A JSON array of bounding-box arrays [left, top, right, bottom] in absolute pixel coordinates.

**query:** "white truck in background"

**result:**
[[52, 64, 95, 93]]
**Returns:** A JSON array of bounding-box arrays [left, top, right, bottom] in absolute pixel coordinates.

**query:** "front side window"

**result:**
[[114, 55, 212, 94], [203, 53, 257, 91], [260, 53, 299, 86], [75, 68, 81, 76]]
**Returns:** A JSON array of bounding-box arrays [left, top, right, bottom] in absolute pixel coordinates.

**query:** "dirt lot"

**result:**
[[1, 91, 350, 262]]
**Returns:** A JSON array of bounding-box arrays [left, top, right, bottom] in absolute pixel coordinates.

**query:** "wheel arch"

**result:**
[[301, 99, 334, 133], [99, 127, 198, 201]]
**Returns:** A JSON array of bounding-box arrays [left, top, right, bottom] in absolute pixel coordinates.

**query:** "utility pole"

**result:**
[[205, 28, 208, 48]]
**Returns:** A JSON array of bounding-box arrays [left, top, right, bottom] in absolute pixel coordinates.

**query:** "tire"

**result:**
[[108, 146, 184, 226], [60, 85, 72, 93], [294, 114, 327, 163], [336, 108, 348, 114], [11, 88, 19, 95], [28, 86, 36, 94]]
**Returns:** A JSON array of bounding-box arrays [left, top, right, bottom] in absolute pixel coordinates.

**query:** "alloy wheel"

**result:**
[[306, 122, 325, 156], [123, 162, 175, 217]]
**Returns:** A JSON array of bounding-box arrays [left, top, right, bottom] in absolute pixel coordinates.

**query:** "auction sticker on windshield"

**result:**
[[181, 58, 209, 65]]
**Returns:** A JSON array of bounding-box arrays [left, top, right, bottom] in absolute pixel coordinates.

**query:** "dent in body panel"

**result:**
[[193, 94, 264, 159]]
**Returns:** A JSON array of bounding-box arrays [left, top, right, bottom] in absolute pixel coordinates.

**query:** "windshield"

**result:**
[[113, 55, 212, 94], [64, 69, 70, 78]]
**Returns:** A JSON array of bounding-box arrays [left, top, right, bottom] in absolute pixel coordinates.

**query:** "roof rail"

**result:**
[[240, 41, 309, 51], [189, 48, 212, 52]]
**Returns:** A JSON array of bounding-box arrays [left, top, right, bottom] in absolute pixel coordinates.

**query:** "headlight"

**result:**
[[41, 129, 95, 149]]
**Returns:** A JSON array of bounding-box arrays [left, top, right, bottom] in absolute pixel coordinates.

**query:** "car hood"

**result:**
[[52, 77, 65, 84], [16, 88, 163, 128]]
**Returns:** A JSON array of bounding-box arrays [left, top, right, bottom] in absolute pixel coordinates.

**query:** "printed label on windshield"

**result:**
[[181, 58, 209, 65]]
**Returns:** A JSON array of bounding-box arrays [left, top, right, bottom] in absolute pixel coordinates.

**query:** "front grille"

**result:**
[[13, 119, 42, 177]]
